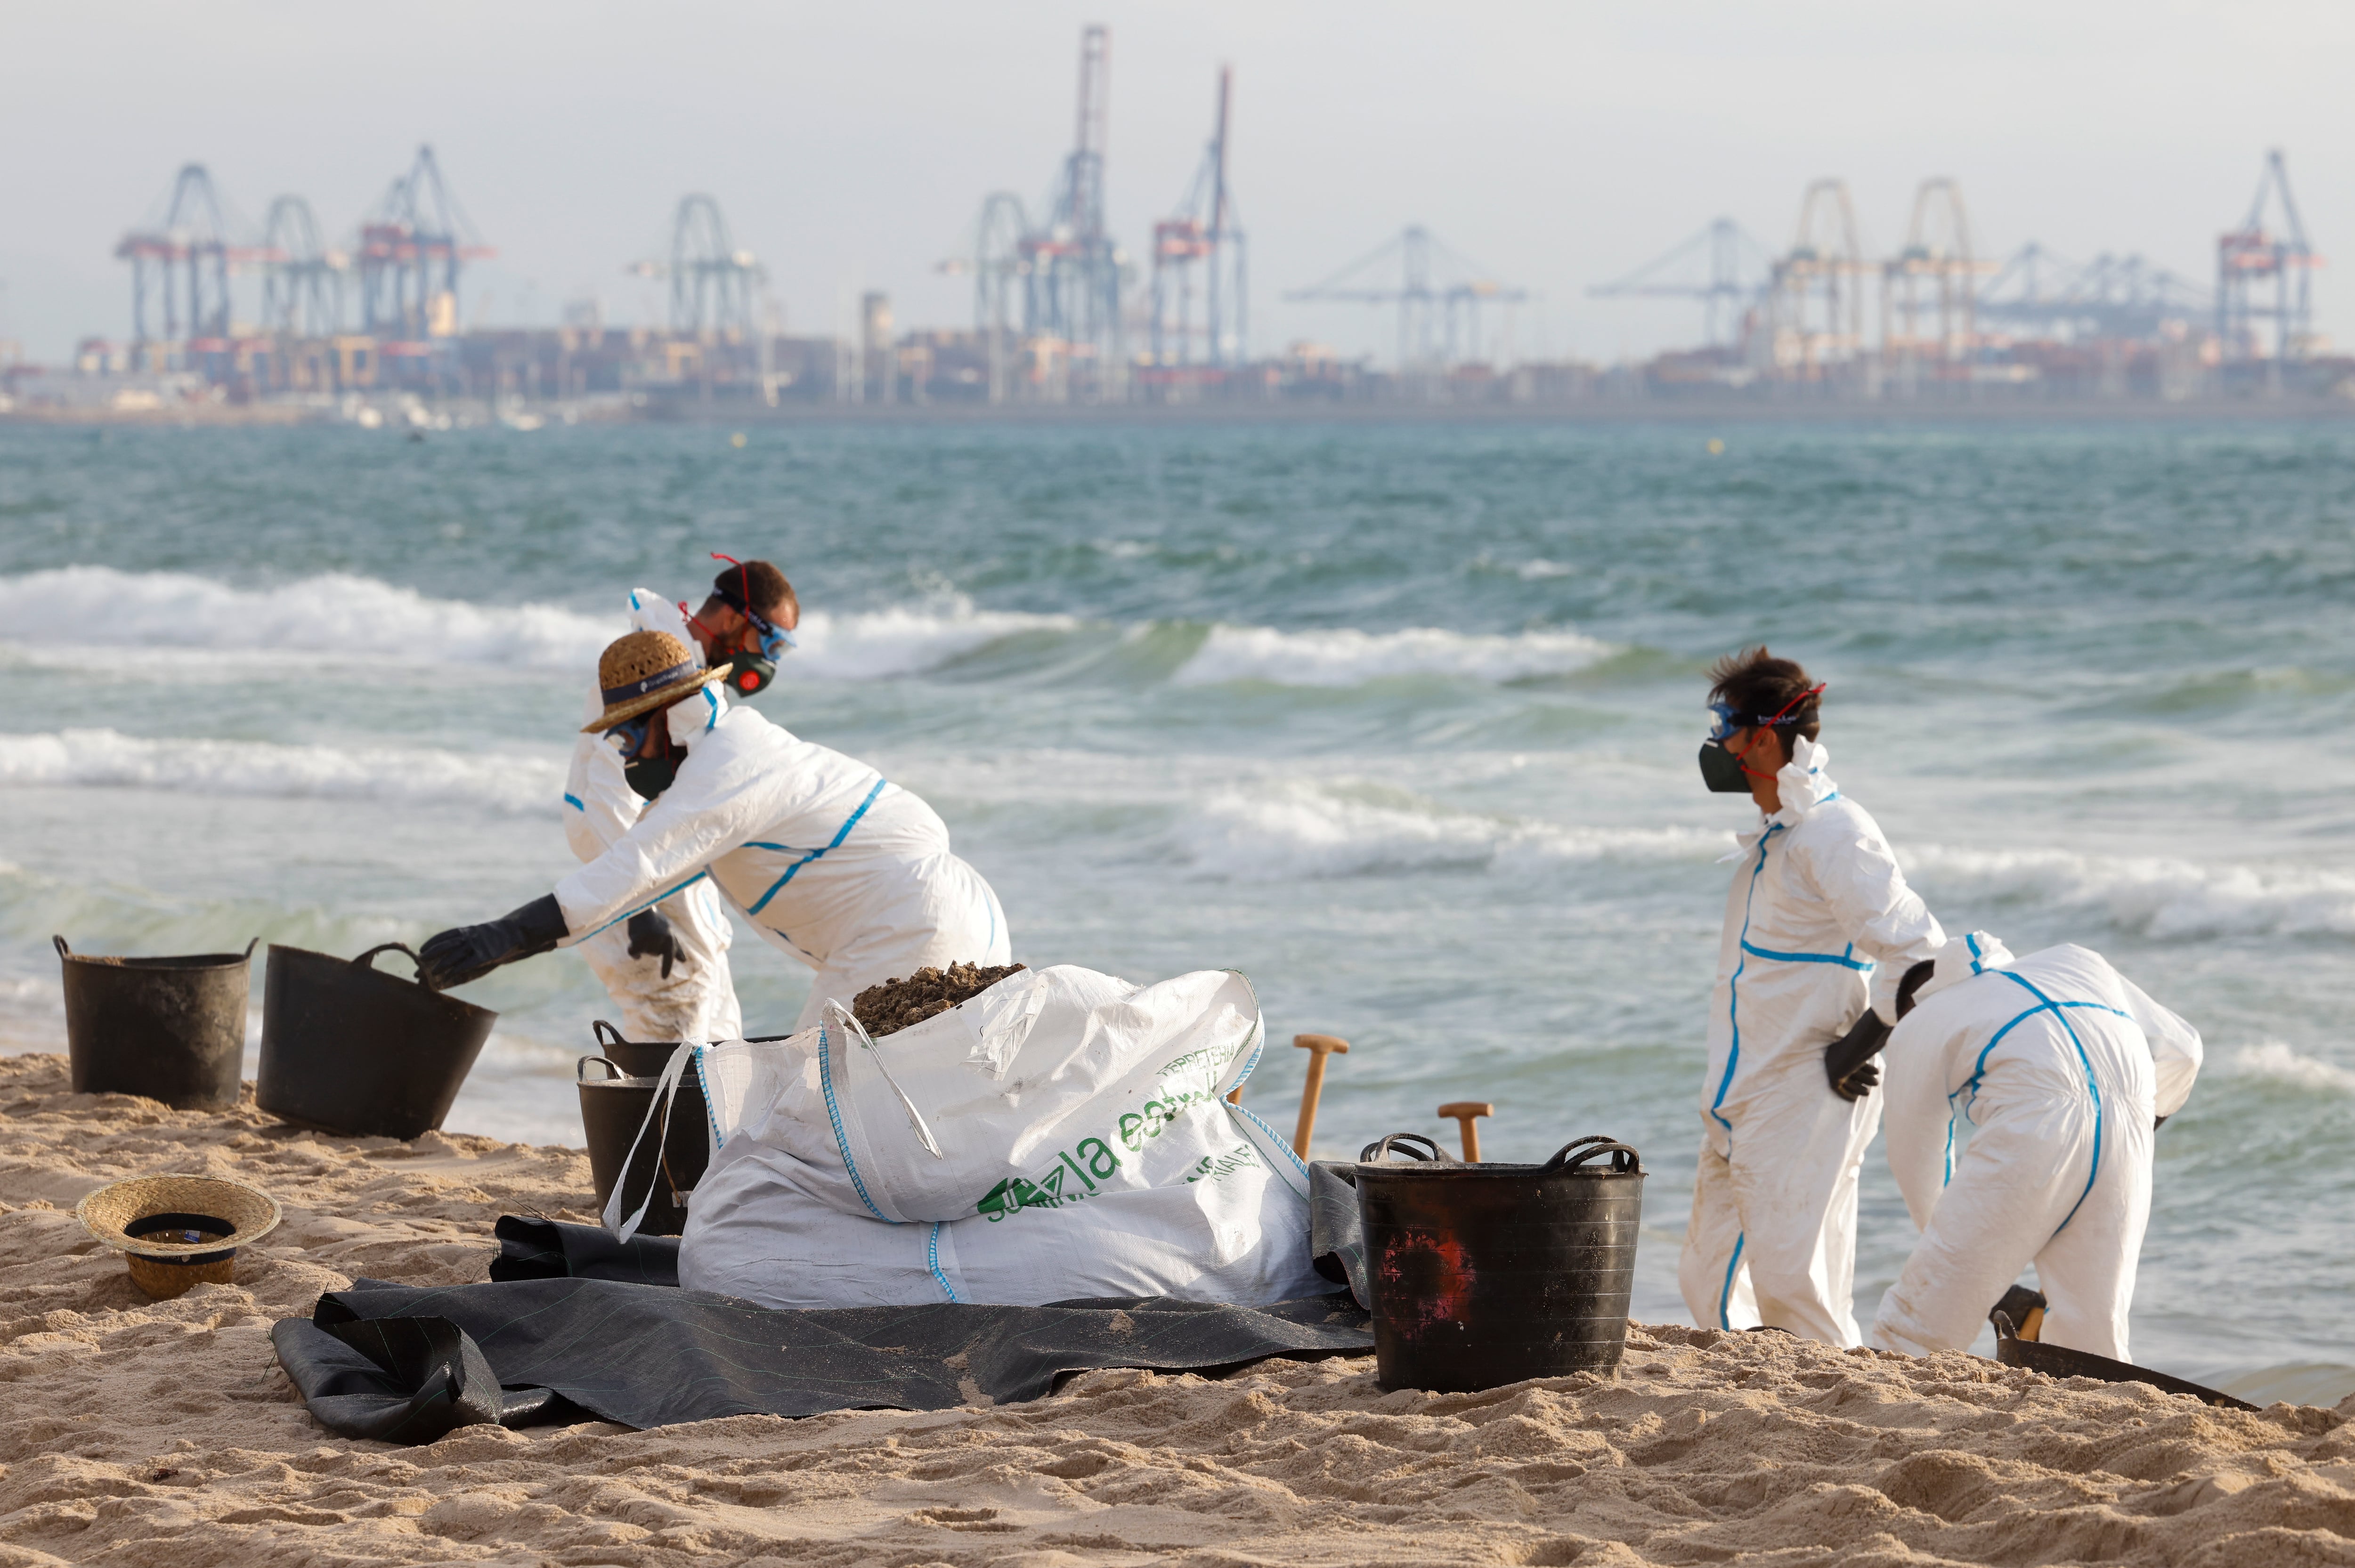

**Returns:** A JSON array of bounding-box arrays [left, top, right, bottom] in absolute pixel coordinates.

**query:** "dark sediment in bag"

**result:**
[[853, 961, 1027, 1037]]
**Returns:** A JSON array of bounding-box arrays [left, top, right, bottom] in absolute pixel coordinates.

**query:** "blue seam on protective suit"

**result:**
[[927, 1223, 959, 1301], [1999, 971, 2105, 1232], [1738, 939, 1876, 971], [563, 793, 585, 812], [817, 1020, 892, 1222], [747, 778, 889, 916], [1719, 1231, 1745, 1330], [1966, 933, 1986, 974], [1952, 998, 2132, 1123], [1710, 827, 1784, 1140], [578, 870, 712, 940], [700, 686, 719, 732], [1942, 1114, 1956, 1187]]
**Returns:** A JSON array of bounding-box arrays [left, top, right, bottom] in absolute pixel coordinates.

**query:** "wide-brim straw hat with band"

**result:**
[[76, 1172, 282, 1298], [582, 629, 731, 734]]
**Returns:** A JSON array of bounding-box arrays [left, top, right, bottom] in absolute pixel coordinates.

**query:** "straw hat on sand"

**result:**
[[581, 629, 730, 735], [76, 1172, 282, 1299]]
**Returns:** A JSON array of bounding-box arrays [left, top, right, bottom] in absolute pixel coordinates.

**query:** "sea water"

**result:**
[[4, 417, 2352, 1400]]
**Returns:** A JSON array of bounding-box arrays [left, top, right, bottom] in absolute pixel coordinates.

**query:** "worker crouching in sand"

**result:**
[[418, 628, 1010, 1027], [1828, 933, 2202, 1362]]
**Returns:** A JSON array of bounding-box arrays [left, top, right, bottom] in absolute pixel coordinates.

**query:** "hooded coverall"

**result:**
[[1869, 943, 2201, 1362], [562, 588, 741, 1043], [1677, 736, 1946, 1347], [553, 691, 1009, 1030]]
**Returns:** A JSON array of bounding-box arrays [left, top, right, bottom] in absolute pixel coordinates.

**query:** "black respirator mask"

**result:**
[[615, 717, 687, 800], [1698, 741, 1753, 793]]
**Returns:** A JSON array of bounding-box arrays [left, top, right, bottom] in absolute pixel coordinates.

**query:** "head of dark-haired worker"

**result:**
[[1697, 647, 1825, 814], [688, 558, 801, 698]]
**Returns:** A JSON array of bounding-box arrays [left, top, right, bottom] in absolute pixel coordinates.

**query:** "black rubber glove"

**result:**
[[417, 895, 568, 991], [625, 909, 682, 979], [1823, 1008, 1893, 1101]]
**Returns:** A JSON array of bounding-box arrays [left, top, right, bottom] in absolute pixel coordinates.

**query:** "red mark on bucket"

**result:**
[[1377, 1230, 1476, 1336]]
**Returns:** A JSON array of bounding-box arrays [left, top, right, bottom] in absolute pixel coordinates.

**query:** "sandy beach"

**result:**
[[0, 1050, 2346, 1566]]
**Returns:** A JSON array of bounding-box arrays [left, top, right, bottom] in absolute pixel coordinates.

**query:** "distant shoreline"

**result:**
[[7, 397, 2355, 430]]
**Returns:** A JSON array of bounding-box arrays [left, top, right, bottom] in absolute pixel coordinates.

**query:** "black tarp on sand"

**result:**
[[273, 1220, 1374, 1444]]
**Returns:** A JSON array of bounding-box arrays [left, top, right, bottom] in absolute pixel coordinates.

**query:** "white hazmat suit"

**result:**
[[555, 688, 1010, 1030], [1678, 736, 1945, 1346], [1869, 937, 2201, 1362], [562, 589, 742, 1044]]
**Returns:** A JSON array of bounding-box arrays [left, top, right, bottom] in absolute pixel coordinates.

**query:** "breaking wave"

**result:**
[[0, 568, 1615, 692], [0, 568, 1074, 683], [1172, 623, 1616, 688], [1904, 843, 2355, 941], [2230, 1043, 2355, 1095], [0, 728, 563, 814], [1173, 781, 1730, 881]]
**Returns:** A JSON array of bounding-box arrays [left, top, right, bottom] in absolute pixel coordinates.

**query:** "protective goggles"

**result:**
[[742, 605, 797, 659], [1705, 683, 1826, 741]]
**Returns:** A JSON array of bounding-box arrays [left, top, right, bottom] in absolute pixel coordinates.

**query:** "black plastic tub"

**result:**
[[577, 1051, 708, 1236], [257, 943, 496, 1140], [56, 935, 253, 1110], [1356, 1132, 1644, 1393]]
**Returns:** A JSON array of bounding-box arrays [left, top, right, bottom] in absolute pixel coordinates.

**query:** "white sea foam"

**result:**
[[1904, 843, 2355, 940], [0, 566, 614, 671], [0, 568, 1077, 683], [1173, 623, 1615, 688], [2231, 1042, 2355, 1095], [791, 598, 1080, 681], [1174, 781, 1728, 881], [0, 728, 563, 814]]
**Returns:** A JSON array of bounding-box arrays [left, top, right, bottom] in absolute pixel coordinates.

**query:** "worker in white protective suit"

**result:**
[[1677, 647, 1946, 1347], [1826, 933, 2201, 1363], [561, 557, 799, 1043], [417, 628, 1009, 1027], [565, 590, 736, 1043]]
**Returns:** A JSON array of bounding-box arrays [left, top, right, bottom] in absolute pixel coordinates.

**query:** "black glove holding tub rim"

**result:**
[[417, 895, 568, 991]]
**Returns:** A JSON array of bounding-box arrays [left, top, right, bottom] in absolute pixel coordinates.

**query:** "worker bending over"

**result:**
[[1829, 934, 2201, 1363], [1678, 648, 1946, 1347], [421, 627, 1009, 1026]]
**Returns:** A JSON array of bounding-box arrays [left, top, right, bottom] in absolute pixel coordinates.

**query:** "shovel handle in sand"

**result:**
[[1437, 1101, 1493, 1163], [1292, 1034, 1350, 1157]]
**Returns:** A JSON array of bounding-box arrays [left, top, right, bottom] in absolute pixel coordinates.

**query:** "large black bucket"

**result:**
[[257, 943, 497, 1140], [577, 1049, 708, 1237], [1356, 1132, 1644, 1393], [55, 935, 255, 1110]]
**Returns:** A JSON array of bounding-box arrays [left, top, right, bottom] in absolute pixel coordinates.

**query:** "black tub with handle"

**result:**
[[577, 1051, 708, 1236], [56, 935, 255, 1110], [1355, 1132, 1644, 1393], [257, 944, 497, 1140]]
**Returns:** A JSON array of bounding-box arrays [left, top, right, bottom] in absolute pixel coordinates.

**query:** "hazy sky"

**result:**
[[3, 0, 2348, 366]]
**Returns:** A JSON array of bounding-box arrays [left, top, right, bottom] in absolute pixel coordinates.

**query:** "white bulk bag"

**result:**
[[701, 965, 1276, 1225], [666, 964, 1324, 1307], [677, 1108, 1323, 1308]]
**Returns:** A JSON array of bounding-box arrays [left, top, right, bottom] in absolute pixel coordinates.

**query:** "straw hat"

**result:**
[[581, 629, 729, 735], [76, 1173, 282, 1299]]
